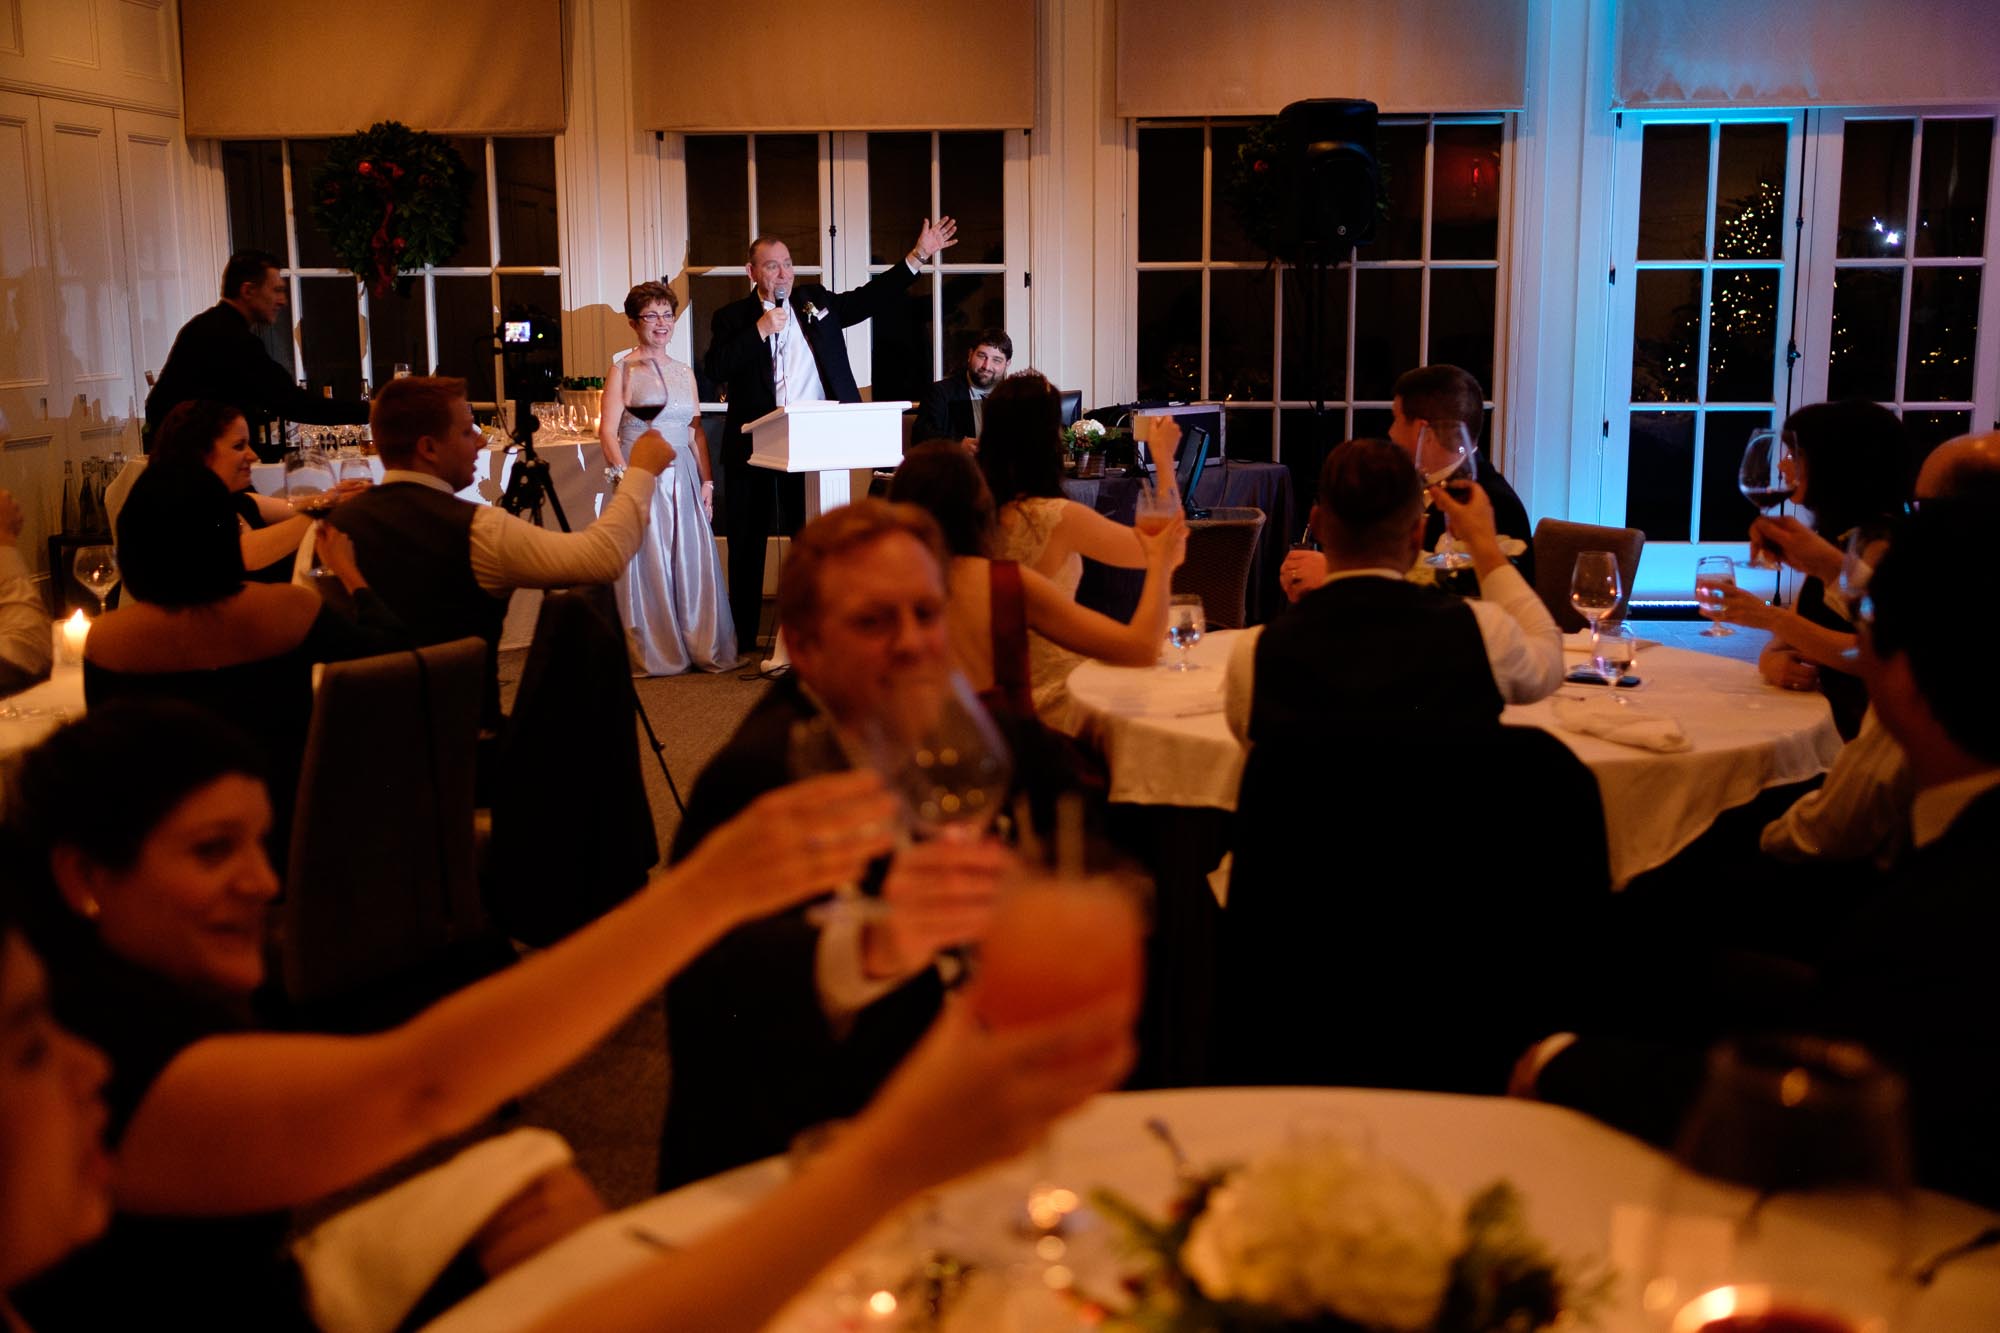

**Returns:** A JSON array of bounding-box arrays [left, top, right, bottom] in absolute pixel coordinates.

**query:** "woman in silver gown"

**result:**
[[600, 282, 738, 673]]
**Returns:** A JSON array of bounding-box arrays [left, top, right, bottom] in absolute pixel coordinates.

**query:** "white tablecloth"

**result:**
[[1064, 631, 1842, 889], [0, 667, 85, 768], [420, 1087, 2000, 1332]]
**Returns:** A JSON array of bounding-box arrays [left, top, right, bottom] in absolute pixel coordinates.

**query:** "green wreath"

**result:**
[[308, 121, 470, 297]]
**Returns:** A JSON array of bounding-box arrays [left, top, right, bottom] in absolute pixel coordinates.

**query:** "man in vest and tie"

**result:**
[[328, 375, 674, 723]]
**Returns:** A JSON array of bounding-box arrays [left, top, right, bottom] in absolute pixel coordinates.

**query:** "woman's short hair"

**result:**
[[890, 442, 997, 559], [623, 282, 678, 321], [1784, 400, 1913, 537], [370, 376, 467, 465], [116, 462, 245, 608], [975, 371, 1065, 505], [777, 500, 947, 635], [150, 400, 244, 470]]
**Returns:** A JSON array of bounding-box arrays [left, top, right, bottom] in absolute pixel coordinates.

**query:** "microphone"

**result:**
[[769, 283, 789, 347]]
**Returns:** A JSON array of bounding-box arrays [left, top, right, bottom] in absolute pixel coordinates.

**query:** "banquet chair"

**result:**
[[1171, 506, 1265, 629], [1532, 518, 1645, 631], [275, 636, 502, 1027], [483, 585, 660, 947], [1215, 722, 1610, 1093]]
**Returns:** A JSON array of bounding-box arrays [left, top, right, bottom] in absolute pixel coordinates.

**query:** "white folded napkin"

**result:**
[[1552, 695, 1691, 752], [295, 1128, 575, 1333]]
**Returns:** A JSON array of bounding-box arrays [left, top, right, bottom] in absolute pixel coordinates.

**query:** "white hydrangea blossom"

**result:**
[[1180, 1138, 1462, 1331]]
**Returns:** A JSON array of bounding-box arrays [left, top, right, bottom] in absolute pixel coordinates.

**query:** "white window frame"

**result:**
[[1601, 107, 2000, 599], [1602, 109, 1806, 599], [1128, 115, 1514, 462], [1795, 109, 2000, 437], [246, 136, 564, 408]]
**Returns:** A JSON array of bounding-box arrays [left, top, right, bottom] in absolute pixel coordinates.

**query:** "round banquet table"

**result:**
[[1066, 629, 1844, 891], [419, 1087, 2000, 1332]]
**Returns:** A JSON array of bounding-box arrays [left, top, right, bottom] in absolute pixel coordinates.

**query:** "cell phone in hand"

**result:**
[[1564, 666, 1640, 688]]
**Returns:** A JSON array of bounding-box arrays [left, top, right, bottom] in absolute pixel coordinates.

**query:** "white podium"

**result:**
[[741, 400, 911, 670], [742, 399, 911, 520]]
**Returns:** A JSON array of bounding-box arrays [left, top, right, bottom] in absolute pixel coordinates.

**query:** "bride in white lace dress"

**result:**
[[977, 372, 1148, 732], [599, 282, 738, 673]]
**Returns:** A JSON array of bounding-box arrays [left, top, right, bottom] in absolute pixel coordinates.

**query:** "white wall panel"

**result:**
[[41, 98, 138, 449], [114, 108, 185, 384]]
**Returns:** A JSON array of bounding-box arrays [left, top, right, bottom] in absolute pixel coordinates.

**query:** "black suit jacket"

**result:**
[[145, 302, 370, 436], [1425, 450, 1536, 587], [1541, 782, 2000, 1208], [912, 374, 977, 446], [659, 678, 941, 1188], [703, 263, 923, 467]]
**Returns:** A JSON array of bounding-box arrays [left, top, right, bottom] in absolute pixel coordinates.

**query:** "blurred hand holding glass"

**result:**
[[1695, 556, 1738, 637]]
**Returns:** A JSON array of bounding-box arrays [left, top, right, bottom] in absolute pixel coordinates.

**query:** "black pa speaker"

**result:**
[[1273, 99, 1381, 258]]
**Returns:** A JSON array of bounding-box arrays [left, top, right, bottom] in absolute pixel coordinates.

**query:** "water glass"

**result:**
[[1570, 551, 1623, 629], [1165, 593, 1205, 671], [1695, 555, 1737, 637], [1591, 622, 1637, 693]]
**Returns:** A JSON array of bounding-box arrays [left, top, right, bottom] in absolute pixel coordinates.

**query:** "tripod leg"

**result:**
[[627, 682, 684, 814]]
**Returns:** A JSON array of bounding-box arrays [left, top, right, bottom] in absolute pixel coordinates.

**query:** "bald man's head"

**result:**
[[1917, 431, 2000, 500]]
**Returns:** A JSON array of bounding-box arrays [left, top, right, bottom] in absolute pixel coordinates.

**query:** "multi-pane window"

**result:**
[[681, 131, 1020, 405], [1132, 116, 1509, 495], [1609, 116, 1800, 547], [220, 136, 562, 408], [1604, 110, 1998, 595], [1816, 114, 1992, 452]]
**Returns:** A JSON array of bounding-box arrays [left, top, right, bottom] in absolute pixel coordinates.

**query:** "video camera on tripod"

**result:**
[[493, 309, 567, 530]]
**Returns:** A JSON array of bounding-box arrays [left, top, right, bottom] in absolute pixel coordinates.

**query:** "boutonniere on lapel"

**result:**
[[801, 300, 828, 323]]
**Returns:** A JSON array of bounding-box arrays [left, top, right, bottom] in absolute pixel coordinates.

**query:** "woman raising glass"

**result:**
[[598, 283, 737, 674]]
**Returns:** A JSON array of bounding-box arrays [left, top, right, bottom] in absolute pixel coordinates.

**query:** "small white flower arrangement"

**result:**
[[1063, 418, 1107, 458], [1088, 1130, 1608, 1333]]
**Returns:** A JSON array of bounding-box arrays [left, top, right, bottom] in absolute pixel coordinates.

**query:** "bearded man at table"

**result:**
[[657, 500, 1011, 1188], [1529, 495, 2000, 1208], [1225, 436, 1564, 740], [706, 218, 957, 645]]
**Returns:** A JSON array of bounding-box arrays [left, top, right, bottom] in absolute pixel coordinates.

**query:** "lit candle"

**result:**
[[59, 609, 89, 664]]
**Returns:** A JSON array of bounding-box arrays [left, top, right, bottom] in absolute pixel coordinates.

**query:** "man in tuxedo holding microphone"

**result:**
[[706, 217, 958, 646]]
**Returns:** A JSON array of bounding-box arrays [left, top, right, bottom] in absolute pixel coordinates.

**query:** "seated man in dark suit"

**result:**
[[910, 328, 1011, 449], [659, 499, 1009, 1188], [325, 375, 673, 723], [1227, 436, 1564, 737], [1279, 363, 1535, 602], [1527, 496, 2000, 1207]]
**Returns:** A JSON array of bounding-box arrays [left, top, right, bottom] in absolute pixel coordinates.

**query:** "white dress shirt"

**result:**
[[0, 545, 51, 679], [355, 467, 658, 596], [1910, 768, 2000, 850], [1760, 706, 1911, 868], [765, 297, 828, 407], [1225, 563, 1565, 740]]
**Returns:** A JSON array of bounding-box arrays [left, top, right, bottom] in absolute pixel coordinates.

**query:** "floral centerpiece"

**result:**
[[1088, 1134, 1609, 1332], [1064, 418, 1108, 462], [308, 122, 470, 297]]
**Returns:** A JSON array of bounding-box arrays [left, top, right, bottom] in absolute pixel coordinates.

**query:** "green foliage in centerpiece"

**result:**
[[309, 122, 470, 298], [1089, 1134, 1610, 1333]]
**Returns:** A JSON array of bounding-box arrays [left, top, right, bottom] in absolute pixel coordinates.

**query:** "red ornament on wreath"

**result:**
[[308, 122, 469, 298]]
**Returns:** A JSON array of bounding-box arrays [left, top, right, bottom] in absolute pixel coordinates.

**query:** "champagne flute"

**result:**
[[1739, 428, 1798, 570], [1641, 1036, 1912, 1333], [1838, 523, 1892, 624], [1166, 593, 1205, 671], [1570, 551, 1624, 644], [72, 545, 118, 615], [1695, 555, 1738, 637]]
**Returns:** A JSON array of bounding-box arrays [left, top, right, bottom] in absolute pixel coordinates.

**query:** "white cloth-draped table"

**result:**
[[1065, 629, 1843, 890], [0, 667, 86, 787], [420, 1087, 2000, 1332]]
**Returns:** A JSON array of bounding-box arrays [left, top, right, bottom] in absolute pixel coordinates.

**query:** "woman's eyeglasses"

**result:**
[[637, 312, 675, 324]]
